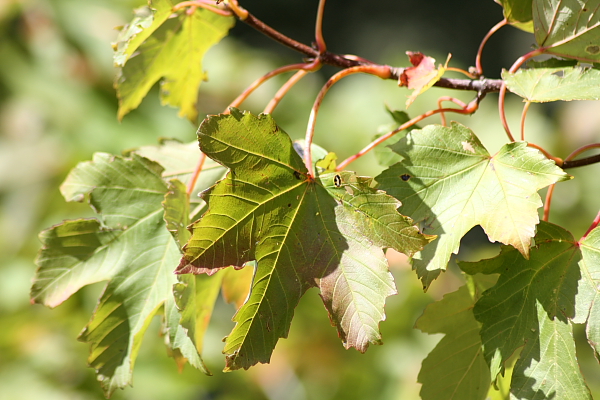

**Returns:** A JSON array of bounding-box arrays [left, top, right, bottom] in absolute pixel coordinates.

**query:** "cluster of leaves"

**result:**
[[31, 0, 600, 399]]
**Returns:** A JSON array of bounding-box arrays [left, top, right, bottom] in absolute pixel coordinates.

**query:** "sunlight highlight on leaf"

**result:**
[[176, 110, 433, 370]]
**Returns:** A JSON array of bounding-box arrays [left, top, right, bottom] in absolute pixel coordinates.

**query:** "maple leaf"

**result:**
[[376, 122, 570, 288], [459, 221, 599, 399], [399, 52, 450, 108], [30, 140, 226, 396], [416, 276, 495, 400], [534, 0, 600, 62], [176, 109, 434, 370], [115, 0, 234, 122]]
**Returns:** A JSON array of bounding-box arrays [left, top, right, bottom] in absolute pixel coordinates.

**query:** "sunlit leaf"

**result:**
[[533, 0, 600, 62], [376, 123, 570, 288], [460, 222, 598, 396], [113, 0, 175, 67], [416, 278, 493, 400], [504, 64, 600, 101], [400, 52, 451, 108], [495, 0, 534, 31], [176, 109, 433, 370], [115, 8, 234, 122]]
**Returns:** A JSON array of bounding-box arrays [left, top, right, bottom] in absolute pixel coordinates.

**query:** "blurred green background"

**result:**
[[1, 0, 599, 399]]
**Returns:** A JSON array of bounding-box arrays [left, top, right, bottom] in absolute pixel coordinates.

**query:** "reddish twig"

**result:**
[[336, 100, 479, 171], [498, 48, 545, 142], [224, 63, 314, 113], [304, 65, 393, 177], [315, 0, 327, 53], [264, 69, 311, 114], [232, 6, 504, 94], [172, 0, 232, 16], [226, 0, 248, 20], [520, 101, 531, 141], [436, 96, 468, 126], [581, 210, 600, 241], [526, 143, 563, 166], [542, 184, 555, 222], [475, 19, 508, 76], [187, 152, 207, 196], [445, 67, 477, 79]]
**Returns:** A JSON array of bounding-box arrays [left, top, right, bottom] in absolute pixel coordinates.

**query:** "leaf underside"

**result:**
[[176, 109, 433, 370]]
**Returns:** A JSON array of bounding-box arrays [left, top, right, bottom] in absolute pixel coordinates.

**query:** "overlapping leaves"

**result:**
[[376, 123, 570, 288], [533, 0, 600, 62], [504, 61, 600, 102], [30, 141, 225, 396], [459, 222, 599, 399], [114, 0, 234, 122], [416, 276, 496, 400], [176, 109, 433, 370]]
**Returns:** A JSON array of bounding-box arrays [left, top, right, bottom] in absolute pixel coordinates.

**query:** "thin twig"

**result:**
[[173, 0, 232, 16], [336, 101, 479, 171], [562, 143, 600, 169], [233, 6, 504, 94], [224, 63, 312, 112], [304, 65, 392, 176], [187, 152, 207, 196], [436, 96, 467, 126], [526, 143, 563, 166], [581, 210, 600, 241], [475, 19, 508, 76], [315, 0, 327, 53], [520, 101, 531, 141], [264, 69, 311, 114], [498, 48, 544, 142], [543, 184, 555, 222]]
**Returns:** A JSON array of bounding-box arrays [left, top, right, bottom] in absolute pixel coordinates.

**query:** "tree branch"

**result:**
[[239, 9, 503, 93], [562, 154, 600, 169]]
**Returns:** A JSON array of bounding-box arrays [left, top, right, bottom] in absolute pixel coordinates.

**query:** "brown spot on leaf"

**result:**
[[586, 45, 600, 55]]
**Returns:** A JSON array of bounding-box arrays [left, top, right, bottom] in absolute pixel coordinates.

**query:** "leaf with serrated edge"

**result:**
[[113, 0, 175, 67], [511, 301, 591, 399], [495, 0, 534, 31], [416, 282, 491, 400], [459, 221, 597, 389], [375, 123, 570, 288], [580, 227, 600, 359], [504, 65, 600, 102], [176, 109, 433, 370], [534, 0, 600, 62], [31, 154, 208, 396], [116, 8, 234, 122]]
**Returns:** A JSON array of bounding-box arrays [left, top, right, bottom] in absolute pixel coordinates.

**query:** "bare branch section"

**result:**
[[240, 9, 503, 93]]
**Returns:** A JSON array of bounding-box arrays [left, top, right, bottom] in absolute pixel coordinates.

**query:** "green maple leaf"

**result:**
[[416, 276, 495, 400], [534, 0, 600, 62], [115, 2, 234, 122], [495, 0, 534, 32], [176, 109, 434, 370], [503, 63, 600, 102], [31, 139, 226, 396], [460, 222, 599, 398], [375, 122, 570, 288]]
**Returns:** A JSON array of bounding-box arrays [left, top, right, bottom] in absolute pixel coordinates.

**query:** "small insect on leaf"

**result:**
[[401, 174, 411, 181], [334, 174, 342, 187]]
